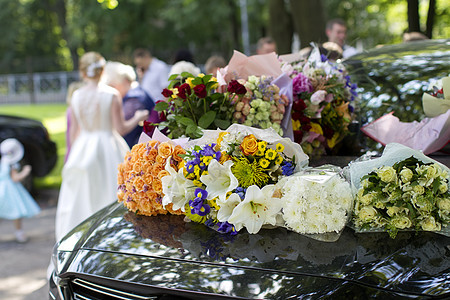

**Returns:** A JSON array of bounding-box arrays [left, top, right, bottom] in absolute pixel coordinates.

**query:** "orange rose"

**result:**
[[158, 141, 174, 158], [151, 163, 164, 177], [240, 134, 258, 155], [142, 172, 154, 185], [172, 145, 186, 162], [152, 178, 163, 193], [132, 176, 146, 192], [132, 161, 143, 173], [156, 155, 167, 165], [157, 169, 170, 179], [147, 148, 158, 163]]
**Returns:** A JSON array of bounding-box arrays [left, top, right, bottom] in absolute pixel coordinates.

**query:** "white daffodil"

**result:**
[[161, 163, 195, 212], [200, 159, 238, 203], [227, 185, 282, 234], [216, 192, 242, 223]]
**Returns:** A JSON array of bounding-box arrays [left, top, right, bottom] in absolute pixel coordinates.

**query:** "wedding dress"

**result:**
[[55, 83, 129, 241]]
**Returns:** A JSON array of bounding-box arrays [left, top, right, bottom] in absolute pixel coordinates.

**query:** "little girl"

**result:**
[[0, 138, 40, 243]]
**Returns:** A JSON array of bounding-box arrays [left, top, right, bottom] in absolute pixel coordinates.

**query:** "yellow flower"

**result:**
[[185, 77, 195, 88], [194, 165, 201, 178], [265, 149, 277, 160], [207, 198, 220, 210], [327, 132, 340, 149], [255, 149, 265, 156], [259, 158, 270, 168], [193, 180, 203, 187], [209, 76, 218, 89], [216, 132, 229, 150], [275, 143, 284, 152], [310, 122, 323, 135], [171, 88, 179, 98], [275, 155, 283, 165], [292, 119, 301, 131], [257, 141, 267, 151], [202, 156, 213, 165]]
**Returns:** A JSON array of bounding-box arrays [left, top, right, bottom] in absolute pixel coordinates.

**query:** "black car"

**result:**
[[50, 202, 449, 299], [49, 40, 450, 299], [0, 114, 57, 188], [343, 38, 450, 154]]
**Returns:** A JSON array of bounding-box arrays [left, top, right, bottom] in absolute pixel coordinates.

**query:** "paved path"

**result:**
[[0, 189, 59, 300]]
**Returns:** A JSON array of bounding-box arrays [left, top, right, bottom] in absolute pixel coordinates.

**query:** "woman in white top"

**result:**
[[55, 52, 149, 241]]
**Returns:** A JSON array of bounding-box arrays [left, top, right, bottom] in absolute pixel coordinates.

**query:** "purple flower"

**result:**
[[292, 73, 313, 94], [195, 188, 208, 200], [217, 222, 237, 235]]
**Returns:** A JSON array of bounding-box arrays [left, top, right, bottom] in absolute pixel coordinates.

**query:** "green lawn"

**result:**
[[0, 103, 68, 189]]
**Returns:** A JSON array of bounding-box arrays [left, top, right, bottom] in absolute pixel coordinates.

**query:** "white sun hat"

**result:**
[[0, 138, 24, 166]]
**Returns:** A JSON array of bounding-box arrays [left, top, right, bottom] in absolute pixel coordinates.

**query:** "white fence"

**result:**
[[0, 71, 79, 104]]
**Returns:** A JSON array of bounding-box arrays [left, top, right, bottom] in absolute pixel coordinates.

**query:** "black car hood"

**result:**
[[62, 202, 450, 298]]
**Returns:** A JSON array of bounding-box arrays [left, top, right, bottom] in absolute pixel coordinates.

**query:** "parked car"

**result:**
[[342, 38, 450, 155], [49, 40, 450, 299], [0, 114, 57, 188]]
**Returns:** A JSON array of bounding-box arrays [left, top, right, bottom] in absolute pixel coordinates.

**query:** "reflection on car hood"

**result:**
[[64, 202, 450, 298]]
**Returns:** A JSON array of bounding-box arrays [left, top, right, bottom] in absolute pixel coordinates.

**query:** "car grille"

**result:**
[[71, 278, 157, 300]]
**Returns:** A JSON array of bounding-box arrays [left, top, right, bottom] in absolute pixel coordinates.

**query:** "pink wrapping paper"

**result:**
[[217, 50, 283, 85], [361, 111, 450, 154]]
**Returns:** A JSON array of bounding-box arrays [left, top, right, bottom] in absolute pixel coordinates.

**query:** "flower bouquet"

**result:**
[[350, 143, 450, 238], [162, 124, 309, 235], [232, 75, 290, 136], [217, 50, 294, 138], [287, 46, 358, 157], [275, 165, 353, 241], [117, 130, 188, 216], [154, 72, 247, 139]]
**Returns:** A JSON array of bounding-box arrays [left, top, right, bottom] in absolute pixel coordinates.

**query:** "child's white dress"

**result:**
[[0, 163, 40, 219]]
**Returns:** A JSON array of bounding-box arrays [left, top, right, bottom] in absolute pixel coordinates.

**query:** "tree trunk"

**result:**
[[425, 0, 436, 38], [228, 0, 241, 54], [407, 0, 421, 32], [53, 0, 78, 70], [268, 0, 293, 55], [289, 0, 327, 49]]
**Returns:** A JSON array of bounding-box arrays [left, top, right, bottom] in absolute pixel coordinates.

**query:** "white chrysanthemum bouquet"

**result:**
[[276, 165, 353, 239]]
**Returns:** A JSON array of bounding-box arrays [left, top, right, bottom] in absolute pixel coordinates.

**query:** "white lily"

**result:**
[[161, 162, 195, 212], [200, 159, 239, 203], [227, 185, 282, 234], [216, 192, 242, 223]]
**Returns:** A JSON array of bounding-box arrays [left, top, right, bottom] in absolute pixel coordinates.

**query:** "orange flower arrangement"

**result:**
[[117, 140, 186, 216]]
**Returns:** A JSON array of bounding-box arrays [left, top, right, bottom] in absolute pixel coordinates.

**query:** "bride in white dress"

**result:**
[[55, 52, 149, 241]]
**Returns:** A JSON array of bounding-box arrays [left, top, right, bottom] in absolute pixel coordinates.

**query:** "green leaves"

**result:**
[[154, 101, 169, 111], [198, 111, 216, 129]]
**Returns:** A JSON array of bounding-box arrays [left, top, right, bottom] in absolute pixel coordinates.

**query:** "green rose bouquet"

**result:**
[[351, 144, 449, 238]]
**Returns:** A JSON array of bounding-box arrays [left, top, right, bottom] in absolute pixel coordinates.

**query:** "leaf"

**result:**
[[186, 124, 197, 134], [154, 101, 169, 111], [198, 111, 216, 129], [176, 116, 196, 127], [214, 118, 231, 129]]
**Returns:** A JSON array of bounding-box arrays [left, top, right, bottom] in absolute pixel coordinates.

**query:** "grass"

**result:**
[[0, 103, 68, 189]]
